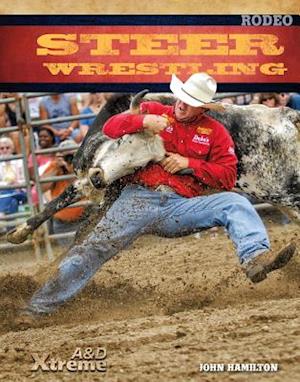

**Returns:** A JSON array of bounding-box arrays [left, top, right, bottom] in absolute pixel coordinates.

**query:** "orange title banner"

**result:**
[[0, 25, 299, 83]]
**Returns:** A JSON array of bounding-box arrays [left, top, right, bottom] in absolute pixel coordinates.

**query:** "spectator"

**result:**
[[40, 139, 83, 246], [39, 94, 81, 143], [277, 92, 300, 110], [0, 93, 30, 155], [0, 94, 6, 128], [0, 137, 26, 215], [77, 93, 92, 110], [79, 93, 110, 138], [28, 96, 43, 121], [250, 93, 260, 105], [257, 93, 279, 108], [220, 97, 235, 105], [28, 127, 56, 205], [28, 126, 56, 179]]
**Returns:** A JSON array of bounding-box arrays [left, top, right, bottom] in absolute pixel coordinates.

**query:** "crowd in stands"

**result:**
[[0, 92, 108, 238], [220, 92, 300, 109], [0, 136, 26, 217], [0, 91, 299, 237]]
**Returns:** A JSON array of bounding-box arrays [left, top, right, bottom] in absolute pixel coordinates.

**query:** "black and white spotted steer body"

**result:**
[[7, 92, 300, 245]]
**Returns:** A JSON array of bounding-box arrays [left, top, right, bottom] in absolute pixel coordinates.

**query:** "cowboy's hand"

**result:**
[[160, 152, 189, 174], [143, 114, 169, 134]]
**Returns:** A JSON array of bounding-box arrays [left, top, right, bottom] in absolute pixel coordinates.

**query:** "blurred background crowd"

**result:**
[[0, 92, 111, 236]]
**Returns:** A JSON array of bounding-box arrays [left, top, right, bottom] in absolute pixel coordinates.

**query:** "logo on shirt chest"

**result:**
[[192, 134, 210, 145], [196, 127, 213, 135]]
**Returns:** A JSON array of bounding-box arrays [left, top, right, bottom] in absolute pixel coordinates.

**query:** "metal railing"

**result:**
[[0, 95, 41, 257]]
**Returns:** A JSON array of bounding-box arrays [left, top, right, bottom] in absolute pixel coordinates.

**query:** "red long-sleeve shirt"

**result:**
[[103, 101, 237, 198]]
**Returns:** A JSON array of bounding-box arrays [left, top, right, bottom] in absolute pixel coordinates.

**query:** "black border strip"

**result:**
[[0, 83, 299, 92], [0, 15, 299, 26]]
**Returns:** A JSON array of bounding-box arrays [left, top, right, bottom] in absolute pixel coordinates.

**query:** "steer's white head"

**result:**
[[88, 132, 165, 189]]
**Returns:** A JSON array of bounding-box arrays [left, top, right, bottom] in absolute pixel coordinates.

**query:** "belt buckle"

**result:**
[[155, 185, 173, 193]]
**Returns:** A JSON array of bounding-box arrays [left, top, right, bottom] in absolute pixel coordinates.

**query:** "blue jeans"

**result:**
[[29, 185, 270, 313], [0, 190, 27, 214]]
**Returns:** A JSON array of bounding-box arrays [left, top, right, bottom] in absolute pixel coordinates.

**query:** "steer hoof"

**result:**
[[6, 223, 33, 244]]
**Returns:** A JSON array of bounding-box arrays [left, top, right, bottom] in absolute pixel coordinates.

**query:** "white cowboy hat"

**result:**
[[170, 73, 223, 110]]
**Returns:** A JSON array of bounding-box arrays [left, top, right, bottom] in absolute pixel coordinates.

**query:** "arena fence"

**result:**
[[0, 95, 41, 257], [0, 93, 95, 260], [0, 92, 274, 261]]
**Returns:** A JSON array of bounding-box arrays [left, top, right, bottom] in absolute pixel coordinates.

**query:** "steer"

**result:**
[[209, 104, 300, 217], [6, 92, 300, 245]]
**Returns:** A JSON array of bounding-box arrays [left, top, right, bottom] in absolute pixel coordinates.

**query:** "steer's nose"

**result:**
[[88, 168, 105, 189]]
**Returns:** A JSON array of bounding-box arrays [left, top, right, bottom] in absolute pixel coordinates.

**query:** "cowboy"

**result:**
[[21, 73, 296, 318]]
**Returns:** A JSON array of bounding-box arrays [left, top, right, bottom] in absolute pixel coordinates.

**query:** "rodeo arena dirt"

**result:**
[[0, 90, 299, 382]]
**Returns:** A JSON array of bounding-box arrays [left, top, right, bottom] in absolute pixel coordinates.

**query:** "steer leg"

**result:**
[[277, 206, 300, 225], [7, 183, 82, 244]]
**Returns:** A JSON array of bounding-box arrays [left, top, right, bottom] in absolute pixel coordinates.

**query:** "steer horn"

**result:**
[[130, 89, 149, 114]]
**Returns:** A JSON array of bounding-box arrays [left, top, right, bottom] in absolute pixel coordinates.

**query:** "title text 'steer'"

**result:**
[[36, 33, 284, 56]]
